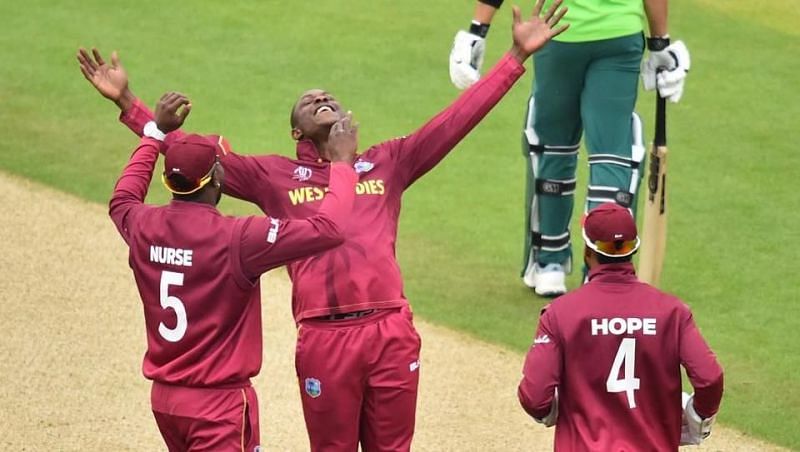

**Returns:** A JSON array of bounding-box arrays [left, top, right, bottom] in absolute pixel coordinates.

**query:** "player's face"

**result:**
[[292, 89, 344, 139]]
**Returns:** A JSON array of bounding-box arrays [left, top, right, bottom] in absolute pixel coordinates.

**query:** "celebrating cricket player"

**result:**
[[517, 203, 723, 450], [80, 2, 569, 450], [107, 91, 357, 450]]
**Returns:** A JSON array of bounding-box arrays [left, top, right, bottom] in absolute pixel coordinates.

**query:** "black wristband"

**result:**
[[647, 36, 671, 51], [478, 0, 504, 7], [469, 21, 490, 38]]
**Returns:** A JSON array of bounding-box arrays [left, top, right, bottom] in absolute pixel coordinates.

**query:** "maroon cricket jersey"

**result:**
[[518, 263, 724, 451], [120, 53, 525, 322], [109, 138, 356, 386]]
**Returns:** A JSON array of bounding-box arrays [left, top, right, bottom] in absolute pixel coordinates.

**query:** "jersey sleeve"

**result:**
[[118, 97, 272, 205], [108, 137, 161, 245], [518, 306, 562, 419], [388, 53, 525, 188], [679, 307, 724, 417], [236, 163, 358, 281]]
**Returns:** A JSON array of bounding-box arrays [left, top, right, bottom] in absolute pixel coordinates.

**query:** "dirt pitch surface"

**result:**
[[0, 172, 787, 451]]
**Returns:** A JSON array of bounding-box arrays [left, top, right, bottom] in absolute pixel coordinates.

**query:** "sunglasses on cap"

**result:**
[[162, 157, 221, 195], [581, 228, 640, 257]]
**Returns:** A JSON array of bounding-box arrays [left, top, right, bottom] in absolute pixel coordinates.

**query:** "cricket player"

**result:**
[[109, 91, 358, 451], [449, 0, 691, 296], [80, 3, 568, 450], [517, 203, 723, 450]]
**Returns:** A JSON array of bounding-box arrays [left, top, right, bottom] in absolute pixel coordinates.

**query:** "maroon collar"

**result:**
[[296, 139, 323, 162], [167, 199, 221, 215], [587, 262, 638, 283]]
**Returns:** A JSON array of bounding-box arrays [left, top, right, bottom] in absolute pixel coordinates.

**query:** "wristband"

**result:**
[[647, 35, 671, 51], [478, 0, 504, 8], [143, 121, 166, 141], [469, 20, 490, 38]]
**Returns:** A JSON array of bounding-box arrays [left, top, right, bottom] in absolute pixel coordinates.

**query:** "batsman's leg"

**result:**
[[582, 33, 645, 217], [521, 41, 588, 296]]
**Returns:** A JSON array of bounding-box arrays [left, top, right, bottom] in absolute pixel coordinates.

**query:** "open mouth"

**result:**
[[314, 105, 334, 116]]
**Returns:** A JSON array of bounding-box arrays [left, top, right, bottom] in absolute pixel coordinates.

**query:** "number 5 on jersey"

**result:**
[[159, 271, 187, 342], [607, 338, 640, 408]]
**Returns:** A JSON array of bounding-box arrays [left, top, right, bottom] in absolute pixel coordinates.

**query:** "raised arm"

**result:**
[[108, 136, 160, 245], [237, 115, 359, 279], [77, 48, 269, 204], [392, 1, 568, 187]]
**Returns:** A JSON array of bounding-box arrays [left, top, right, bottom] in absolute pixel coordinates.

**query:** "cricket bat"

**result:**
[[638, 93, 668, 286]]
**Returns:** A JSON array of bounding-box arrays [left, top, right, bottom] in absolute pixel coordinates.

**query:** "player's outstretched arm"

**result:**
[[109, 92, 191, 244], [237, 115, 359, 279], [77, 48, 135, 113], [507, 0, 569, 64], [391, 1, 568, 187], [78, 47, 269, 205]]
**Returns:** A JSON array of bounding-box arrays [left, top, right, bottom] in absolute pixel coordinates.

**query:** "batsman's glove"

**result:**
[[449, 30, 486, 90], [680, 391, 716, 445], [642, 38, 691, 103]]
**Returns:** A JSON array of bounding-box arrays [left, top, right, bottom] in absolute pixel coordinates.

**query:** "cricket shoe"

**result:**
[[523, 263, 567, 297]]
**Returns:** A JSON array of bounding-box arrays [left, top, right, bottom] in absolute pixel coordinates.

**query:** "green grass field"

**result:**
[[1, 0, 798, 448]]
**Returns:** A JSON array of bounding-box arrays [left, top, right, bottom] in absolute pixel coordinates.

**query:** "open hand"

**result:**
[[509, 0, 569, 63], [154, 92, 192, 133], [328, 112, 358, 164], [77, 48, 133, 111]]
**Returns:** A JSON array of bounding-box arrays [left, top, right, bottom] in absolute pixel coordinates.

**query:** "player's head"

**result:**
[[290, 89, 344, 143], [582, 203, 640, 268], [162, 134, 224, 206]]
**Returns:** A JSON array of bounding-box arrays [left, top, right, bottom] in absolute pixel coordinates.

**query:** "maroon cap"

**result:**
[[582, 203, 640, 257], [162, 134, 218, 194]]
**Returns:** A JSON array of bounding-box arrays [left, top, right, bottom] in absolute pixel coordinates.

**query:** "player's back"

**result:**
[[126, 200, 261, 388], [548, 263, 687, 451]]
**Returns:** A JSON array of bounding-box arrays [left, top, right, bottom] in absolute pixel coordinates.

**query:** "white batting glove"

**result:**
[[680, 392, 716, 445], [449, 30, 486, 90], [642, 40, 691, 103]]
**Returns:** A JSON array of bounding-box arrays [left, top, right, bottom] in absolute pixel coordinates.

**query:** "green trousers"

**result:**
[[522, 32, 645, 275]]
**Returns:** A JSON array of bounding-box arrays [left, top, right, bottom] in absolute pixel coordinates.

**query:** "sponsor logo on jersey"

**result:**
[[267, 218, 280, 243], [409, 360, 420, 372], [534, 334, 550, 344], [287, 179, 386, 205], [354, 159, 375, 174], [304, 377, 322, 398], [293, 166, 313, 182], [591, 317, 657, 336]]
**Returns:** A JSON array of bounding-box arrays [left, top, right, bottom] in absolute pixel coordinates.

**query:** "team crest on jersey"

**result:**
[[305, 377, 322, 398], [293, 166, 313, 182], [354, 159, 374, 174]]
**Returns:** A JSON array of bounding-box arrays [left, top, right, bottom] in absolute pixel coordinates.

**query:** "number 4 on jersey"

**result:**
[[607, 338, 640, 409]]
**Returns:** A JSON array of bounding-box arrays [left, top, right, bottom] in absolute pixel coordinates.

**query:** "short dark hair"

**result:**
[[167, 173, 208, 202], [596, 253, 634, 265]]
